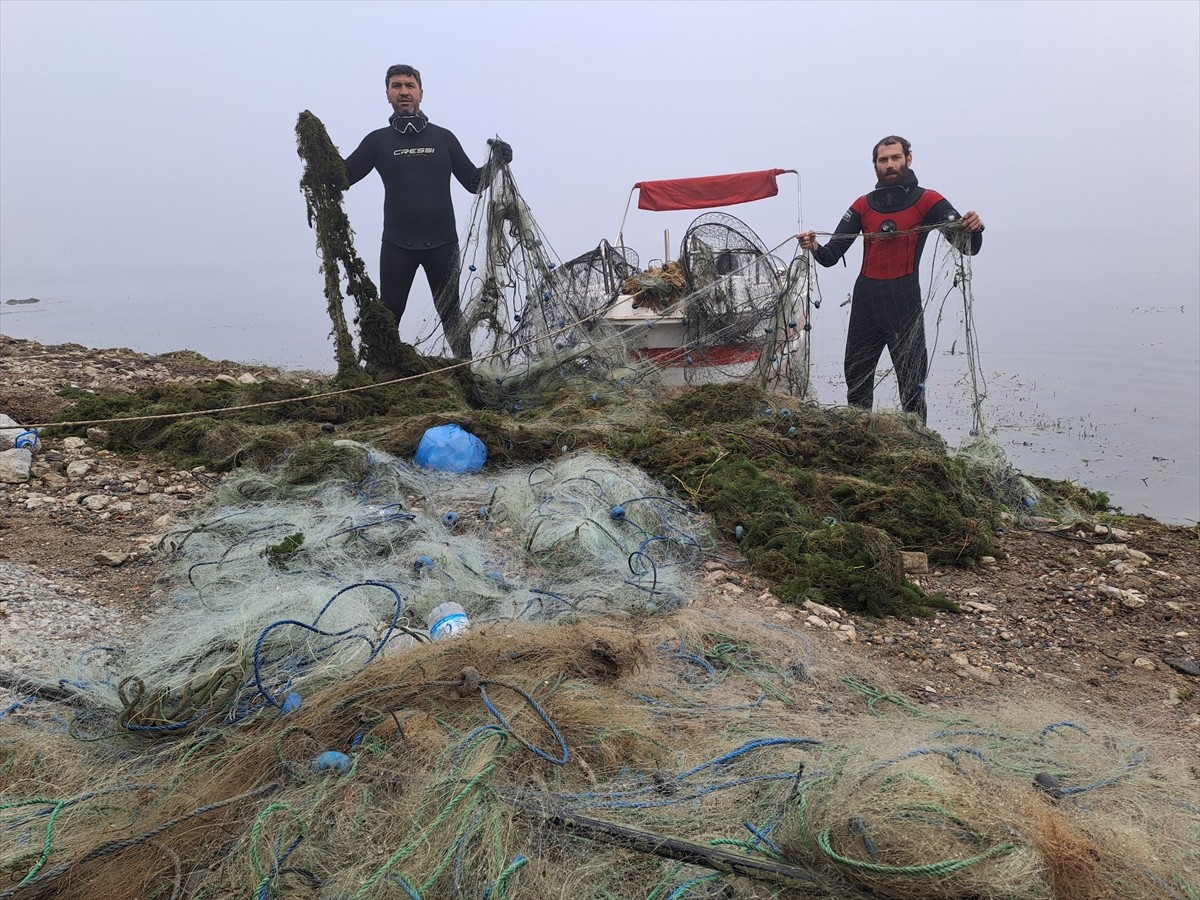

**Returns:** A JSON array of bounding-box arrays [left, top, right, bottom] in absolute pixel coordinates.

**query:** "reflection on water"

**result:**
[[3, 275, 1198, 525]]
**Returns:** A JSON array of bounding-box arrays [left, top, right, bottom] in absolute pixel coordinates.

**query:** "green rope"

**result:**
[[645, 862, 687, 900], [249, 802, 304, 888], [419, 794, 486, 892], [707, 641, 793, 703], [490, 853, 529, 900], [839, 677, 923, 714], [4, 798, 67, 886], [815, 828, 1015, 877], [351, 764, 496, 898], [664, 873, 723, 897]]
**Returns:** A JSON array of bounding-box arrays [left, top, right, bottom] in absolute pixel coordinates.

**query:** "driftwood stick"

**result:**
[[507, 794, 823, 890], [0, 670, 92, 709]]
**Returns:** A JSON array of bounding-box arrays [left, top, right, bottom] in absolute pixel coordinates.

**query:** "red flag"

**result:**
[[634, 169, 787, 212]]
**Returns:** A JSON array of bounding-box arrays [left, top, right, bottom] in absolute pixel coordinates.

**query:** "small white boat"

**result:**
[[600, 169, 811, 394]]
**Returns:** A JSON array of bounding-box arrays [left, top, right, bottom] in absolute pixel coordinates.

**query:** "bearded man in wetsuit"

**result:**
[[343, 64, 512, 358], [798, 136, 983, 424]]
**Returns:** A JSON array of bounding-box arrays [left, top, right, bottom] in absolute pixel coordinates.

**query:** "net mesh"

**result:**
[[453, 161, 812, 406], [1, 132, 1173, 900]]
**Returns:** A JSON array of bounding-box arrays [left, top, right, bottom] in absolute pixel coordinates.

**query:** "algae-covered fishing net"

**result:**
[[3, 448, 1196, 899], [295, 106, 1083, 525]]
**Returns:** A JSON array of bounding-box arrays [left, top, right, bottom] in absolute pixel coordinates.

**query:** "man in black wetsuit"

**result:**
[[343, 64, 512, 358], [798, 136, 983, 424]]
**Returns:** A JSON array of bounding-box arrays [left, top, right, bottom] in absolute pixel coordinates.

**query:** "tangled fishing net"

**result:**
[[297, 108, 1052, 525], [452, 157, 814, 405], [3, 447, 1197, 899], [3, 116, 1172, 900]]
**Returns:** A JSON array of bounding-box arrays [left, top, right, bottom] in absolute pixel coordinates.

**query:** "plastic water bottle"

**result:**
[[427, 602, 470, 640], [13, 430, 39, 451]]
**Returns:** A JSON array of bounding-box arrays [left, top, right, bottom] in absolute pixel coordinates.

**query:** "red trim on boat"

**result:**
[[635, 345, 762, 367]]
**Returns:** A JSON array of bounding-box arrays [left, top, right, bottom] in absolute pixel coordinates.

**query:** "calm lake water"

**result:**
[[2, 263, 1197, 526]]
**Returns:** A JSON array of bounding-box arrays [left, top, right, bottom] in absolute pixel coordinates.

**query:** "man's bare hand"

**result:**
[[961, 211, 984, 232], [797, 230, 819, 250]]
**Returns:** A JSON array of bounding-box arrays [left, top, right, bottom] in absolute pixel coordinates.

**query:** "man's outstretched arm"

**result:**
[[449, 134, 513, 195], [798, 205, 862, 268], [342, 132, 379, 188]]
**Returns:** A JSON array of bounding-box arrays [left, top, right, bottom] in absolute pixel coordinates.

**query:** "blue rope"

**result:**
[[253, 620, 373, 708], [1037, 721, 1090, 744], [743, 821, 783, 856], [324, 509, 416, 540], [252, 581, 405, 708], [1, 696, 36, 719], [186, 522, 301, 587], [571, 772, 803, 810], [562, 737, 821, 807], [255, 833, 304, 900], [388, 874, 421, 899], [478, 681, 568, 765], [525, 588, 577, 617], [863, 746, 991, 779], [626, 550, 659, 593], [668, 647, 719, 684], [678, 737, 821, 779], [1057, 753, 1146, 797]]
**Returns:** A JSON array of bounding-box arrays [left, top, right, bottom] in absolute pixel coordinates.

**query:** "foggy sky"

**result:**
[[2, 0, 1196, 309]]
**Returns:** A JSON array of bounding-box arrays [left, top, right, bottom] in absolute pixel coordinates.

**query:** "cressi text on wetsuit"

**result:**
[[812, 170, 983, 423], [344, 111, 486, 357]]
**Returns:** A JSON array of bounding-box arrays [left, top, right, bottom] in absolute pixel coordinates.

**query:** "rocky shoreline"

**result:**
[[1, 335, 1197, 751]]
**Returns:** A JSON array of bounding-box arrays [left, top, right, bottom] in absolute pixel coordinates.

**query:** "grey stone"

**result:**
[[0, 414, 23, 450], [66, 459, 95, 478], [1034, 772, 1062, 797], [0, 447, 33, 483], [1164, 657, 1200, 677]]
